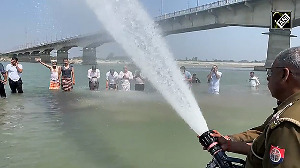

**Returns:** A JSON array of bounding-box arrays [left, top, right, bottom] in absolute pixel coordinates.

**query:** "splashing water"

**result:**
[[85, 0, 209, 135]]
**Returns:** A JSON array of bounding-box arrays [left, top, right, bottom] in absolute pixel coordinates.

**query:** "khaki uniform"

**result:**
[[229, 114, 273, 143], [231, 92, 300, 168]]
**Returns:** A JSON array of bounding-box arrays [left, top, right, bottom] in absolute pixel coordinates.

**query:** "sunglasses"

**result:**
[[266, 67, 296, 77], [266, 67, 285, 77]]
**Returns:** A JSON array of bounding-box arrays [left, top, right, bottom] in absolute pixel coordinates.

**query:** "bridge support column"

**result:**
[[264, 29, 295, 68], [82, 47, 97, 65], [30, 51, 40, 63], [38, 53, 51, 63], [34, 51, 51, 63], [6, 54, 16, 59], [17, 53, 31, 62], [57, 50, 69, 65]]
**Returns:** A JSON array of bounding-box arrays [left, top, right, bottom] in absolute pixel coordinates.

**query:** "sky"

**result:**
[[1, 0, 300, 61]]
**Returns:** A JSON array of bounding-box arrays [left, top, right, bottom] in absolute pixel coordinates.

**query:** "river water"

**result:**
[[0, 62, 275, 168]]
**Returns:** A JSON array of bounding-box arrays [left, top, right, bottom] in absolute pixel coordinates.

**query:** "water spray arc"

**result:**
[[85, 0, 208, 136], [84, 0, 244, 167]]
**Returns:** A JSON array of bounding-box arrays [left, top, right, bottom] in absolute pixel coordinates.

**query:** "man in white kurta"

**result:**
[[249, 71, 260, 87], [207, 65, 222, 94], [106, 69, 119, 90], [87, 66, 100, 90], [118, 66, 133, 91]]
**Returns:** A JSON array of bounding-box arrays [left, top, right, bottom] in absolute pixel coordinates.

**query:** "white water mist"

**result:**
[[85, 0, 209, 135]]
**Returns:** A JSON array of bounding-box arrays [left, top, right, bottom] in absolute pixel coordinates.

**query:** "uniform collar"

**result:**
[[274, 91, 300, 112]]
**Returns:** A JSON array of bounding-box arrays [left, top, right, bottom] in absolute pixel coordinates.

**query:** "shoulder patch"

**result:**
[[269, 145, 285, 164], [269, 119, 280, 129]]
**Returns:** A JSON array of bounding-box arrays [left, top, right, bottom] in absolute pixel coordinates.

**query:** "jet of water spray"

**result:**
[[85, 0, 209, 135]]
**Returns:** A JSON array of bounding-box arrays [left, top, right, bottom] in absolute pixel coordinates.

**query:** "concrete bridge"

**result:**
[[2, 32, 114, 65], [2, 0, 300, 67]]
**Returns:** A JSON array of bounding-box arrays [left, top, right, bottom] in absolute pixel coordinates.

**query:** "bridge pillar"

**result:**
[[38, 52, 51, 63], [263, 29, 294, 68], [82, 47, 97, 65], [57, 49, 69, 65], [31, 50, 51, 63], [5, 54, 16, 59], [17, 53, 31, 62]]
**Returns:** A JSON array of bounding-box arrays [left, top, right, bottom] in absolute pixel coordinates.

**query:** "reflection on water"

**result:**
[[0, 63, 275, 168]]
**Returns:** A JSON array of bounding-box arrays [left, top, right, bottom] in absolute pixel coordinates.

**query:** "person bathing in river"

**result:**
[[61, 58, 75, 91], [36, 58, 61, 90], [87, 65, 100, 90], [118, 66, 133, 91], [0, 62, 7, 98], [106, 69, 119, 90]]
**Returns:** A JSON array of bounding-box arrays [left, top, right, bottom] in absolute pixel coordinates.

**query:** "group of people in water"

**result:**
[[37, 57, 75, 91], [180, 64, 261, 95], [0, 57, 148, 99], [37, 58, 146, 92], [180, 64, 223, 94], [87, 65, 145, 91], [0, 57, 77, 99], [0, 56, 261, 98], [0, 57, 24, 98]]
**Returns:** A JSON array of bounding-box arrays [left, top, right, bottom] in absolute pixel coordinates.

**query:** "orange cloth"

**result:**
[[49, 80, 60, 90]]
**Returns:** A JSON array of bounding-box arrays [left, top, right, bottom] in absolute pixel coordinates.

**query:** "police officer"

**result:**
[[210, 46, 300, 167]]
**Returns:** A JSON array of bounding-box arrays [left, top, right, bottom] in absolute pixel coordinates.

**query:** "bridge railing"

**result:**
[[155, 0, 247, 21], [6, 0, 249, 53], [5, 31, 106, 54], [7, 34, 85, 53]]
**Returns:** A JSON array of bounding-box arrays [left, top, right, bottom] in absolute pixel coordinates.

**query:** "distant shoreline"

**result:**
[[0, 56, 10, 62], [177, 61, 264, 68], [90, 59, 264, 68]]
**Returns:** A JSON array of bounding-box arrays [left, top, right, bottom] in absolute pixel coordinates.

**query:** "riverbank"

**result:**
[[94, 60, 264, 69], [177, 61, 264, 69], [96, 60, 264, 68], [0, 56, 10, 62]]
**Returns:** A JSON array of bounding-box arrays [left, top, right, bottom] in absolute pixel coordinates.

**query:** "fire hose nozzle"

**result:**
[[198, 130, 245, 168]]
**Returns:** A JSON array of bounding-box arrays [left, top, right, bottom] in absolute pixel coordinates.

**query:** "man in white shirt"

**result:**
[[87, 65, 100, 90], [118, 66, 133, 91], [207, 65, 222, 94], [249, 71, 260, 88], [180, 66, 192, 88], [6, 57, 23, 93], [106, 69, 119, 90]]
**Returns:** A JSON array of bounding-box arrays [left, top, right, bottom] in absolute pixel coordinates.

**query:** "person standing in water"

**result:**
[[134, 70, 145, 91], [87, 65, 100, 90], [249, 71, 260, 88], [106, 69, 119, 90], [180, 66, 192, 88], [61, 58, 75, 91], [207, 65, 222, 94], [0, 62, 7, 98], [6, 57, 23, 93], [118, 66, 133, 91], [36, 58, 61, 90], [192, 73, 201, 83]]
